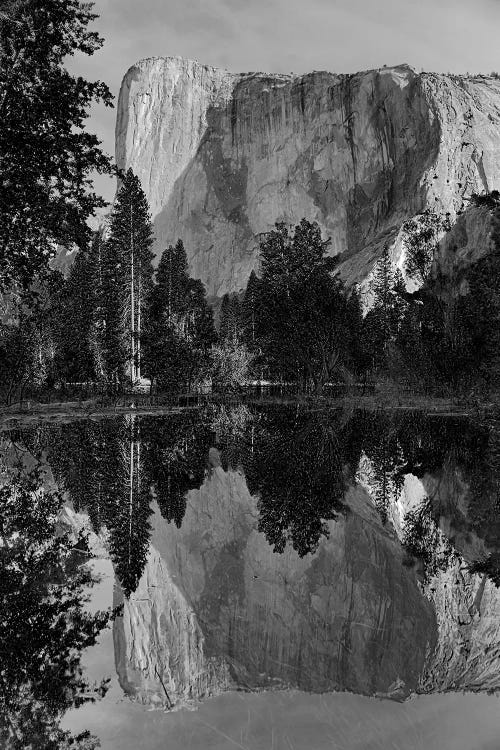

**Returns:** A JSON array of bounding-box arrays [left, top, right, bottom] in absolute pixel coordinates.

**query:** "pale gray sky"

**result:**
[[72, 0, 500, 206]]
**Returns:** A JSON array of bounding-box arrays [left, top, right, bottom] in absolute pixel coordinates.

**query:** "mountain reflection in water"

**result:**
[[3, 405, 500, 741]]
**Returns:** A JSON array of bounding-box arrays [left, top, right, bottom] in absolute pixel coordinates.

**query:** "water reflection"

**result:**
[[4, 406, 500, 724], [0, 461, 114, 749]]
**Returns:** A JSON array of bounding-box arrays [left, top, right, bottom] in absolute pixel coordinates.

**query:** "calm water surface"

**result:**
[[3, 405, 500, 749]]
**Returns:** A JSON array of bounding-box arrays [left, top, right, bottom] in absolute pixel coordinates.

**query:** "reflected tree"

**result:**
[[244, 407, 361, 556], [141, 413, 212, 527], [360, 411, 406, 524], [0, 465, 113, 750], [401, 499, 453, 581], [46, 418, 153, 598]]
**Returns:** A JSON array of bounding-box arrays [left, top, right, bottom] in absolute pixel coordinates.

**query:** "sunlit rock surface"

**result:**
[[114, 465, 436, 707], [116, 57, 500, 295]]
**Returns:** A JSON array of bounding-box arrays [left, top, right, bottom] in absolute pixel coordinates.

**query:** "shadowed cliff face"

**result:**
[[116, 57, 500, 295], [373, 462, 500, 696], [113, 466, 436, 707]]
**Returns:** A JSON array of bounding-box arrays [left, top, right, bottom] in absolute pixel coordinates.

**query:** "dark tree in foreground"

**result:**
[[0, 465, 113, 749], [0, 0, 114, 292]]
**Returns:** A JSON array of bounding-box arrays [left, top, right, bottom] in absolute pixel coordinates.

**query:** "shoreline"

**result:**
[[0, 395, 491, 429]]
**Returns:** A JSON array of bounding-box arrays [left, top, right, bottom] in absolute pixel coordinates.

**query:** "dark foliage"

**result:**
[[0, 463, 113, 749], [0, 0, 114, 292]]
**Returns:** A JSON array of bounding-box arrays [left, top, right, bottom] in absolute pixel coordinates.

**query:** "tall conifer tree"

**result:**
[[144, 239, 215, 389], [103, 169, 154, 383], [241, 270, 261, 348]]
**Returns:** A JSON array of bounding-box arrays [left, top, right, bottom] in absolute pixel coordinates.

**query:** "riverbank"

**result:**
[[0, 393, 494, 430]]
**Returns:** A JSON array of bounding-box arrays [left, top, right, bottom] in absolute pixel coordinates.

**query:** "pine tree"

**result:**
[[144, 240, 215, 389], [100, 234, 128, 383], [241, 270, 261, 348], [254, 219, 350, 392], [107, 416, 152, 597], [219, 293, 232, 341], [103, 169, 154, 384], [87, 232, 106, 379], [55, 247, 97, 381], [365, 247, 404, 372], [149, 239, 189, 324]]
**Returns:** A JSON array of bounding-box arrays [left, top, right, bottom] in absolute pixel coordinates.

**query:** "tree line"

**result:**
[[4, 179, 500, 402], [1, 171, 368, 400]]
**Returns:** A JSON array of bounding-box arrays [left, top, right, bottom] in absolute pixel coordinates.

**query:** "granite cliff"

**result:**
[[116, 57, 500, 296], [113, 464, 436, 707], [387, 467, 500, 695]]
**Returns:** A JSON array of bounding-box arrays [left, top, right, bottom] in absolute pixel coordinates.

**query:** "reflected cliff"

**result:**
[[5, 405, 500, 715]]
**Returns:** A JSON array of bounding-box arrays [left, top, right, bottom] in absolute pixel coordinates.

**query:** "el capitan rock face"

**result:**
[[116, 57, 500, 296], [113, 467, 436, 707]]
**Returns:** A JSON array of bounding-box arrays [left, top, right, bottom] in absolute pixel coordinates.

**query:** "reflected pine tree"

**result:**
[[0, 465, 113, 750], [46, 417, 153, 598], [141, 413, 212, 527], [43, 414, 213, 595], [401, 498, 454, 581], [105, 417, 152, 598], [358, 411, 406, 523], [243, 407, 362, 557]]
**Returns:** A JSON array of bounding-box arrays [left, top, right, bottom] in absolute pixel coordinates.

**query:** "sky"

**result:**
[[71, 0, 500, 206]]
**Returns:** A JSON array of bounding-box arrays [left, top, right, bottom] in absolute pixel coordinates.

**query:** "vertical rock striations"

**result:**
[[116, 58, 500, 295], [113, 467, 436, 707]]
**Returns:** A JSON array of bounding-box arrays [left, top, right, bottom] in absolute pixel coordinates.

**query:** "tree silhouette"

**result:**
[[244, 407, 360, 556], [102, 169, 154, 383], [46, 417, 153, 598], [254, 220, 356, 392], [0, 0, 114, 293], [141, 413, 212, 527], [144, 240, 215, 389], [0, 464, 113, 749], [241, 270, 261, 350]]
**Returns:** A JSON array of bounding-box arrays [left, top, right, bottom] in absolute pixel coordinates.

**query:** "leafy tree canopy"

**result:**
[[0, 0, 114, 292]]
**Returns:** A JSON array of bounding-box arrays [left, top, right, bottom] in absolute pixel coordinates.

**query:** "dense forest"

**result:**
[[3, 170, 500, 404]]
